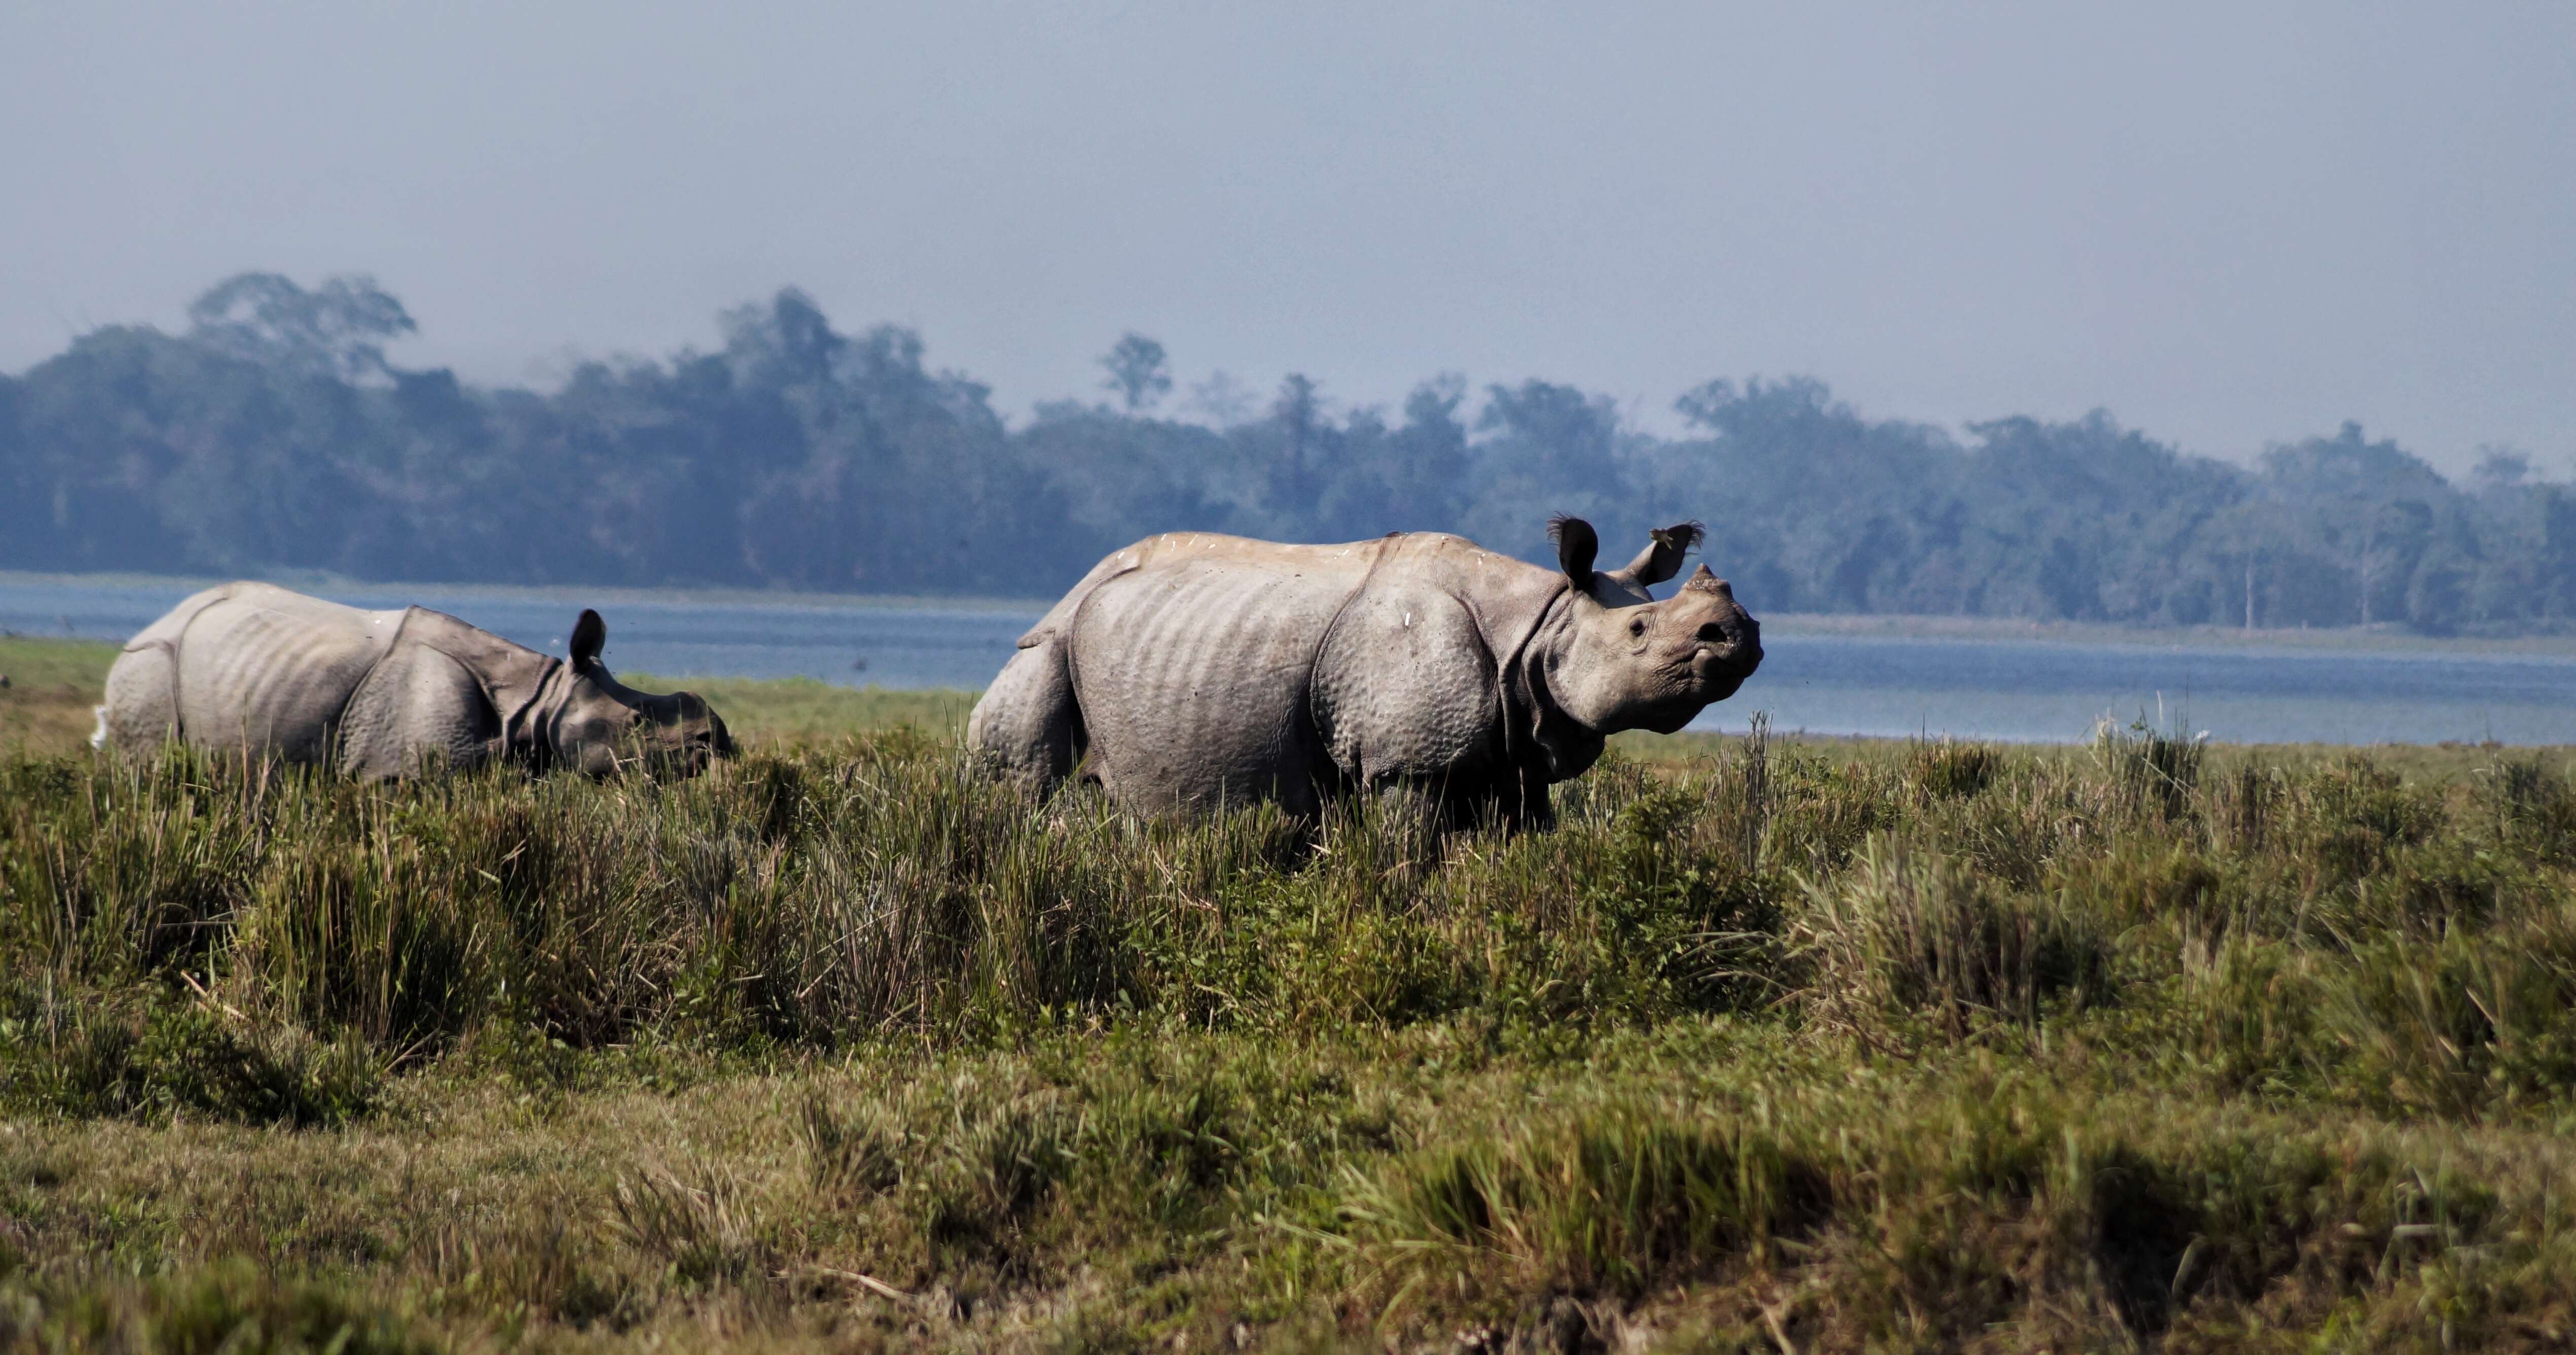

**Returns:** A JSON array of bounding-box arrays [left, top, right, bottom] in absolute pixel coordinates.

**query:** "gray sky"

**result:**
[[5, 2, 2571, 473]]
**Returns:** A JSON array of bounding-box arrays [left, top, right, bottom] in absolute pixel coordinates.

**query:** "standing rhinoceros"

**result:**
[[967, 517, 1762, 830], [93, 583, 733, 779]]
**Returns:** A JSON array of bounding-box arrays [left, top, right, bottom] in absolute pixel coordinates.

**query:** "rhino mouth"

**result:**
[[1640, 705, 1699, 735], [1642, 640, 1759, 731]]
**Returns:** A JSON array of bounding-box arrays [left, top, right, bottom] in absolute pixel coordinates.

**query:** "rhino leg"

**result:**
[[98, 644, 180, 757], [967, 639, 1084, 792], [1496, 768, 1556, 834], [1378, 765, 1554, 836]]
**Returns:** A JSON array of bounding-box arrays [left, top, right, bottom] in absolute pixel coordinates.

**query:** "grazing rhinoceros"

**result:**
[[967, 517, 1762, 830], [93, 583, 733, 779]]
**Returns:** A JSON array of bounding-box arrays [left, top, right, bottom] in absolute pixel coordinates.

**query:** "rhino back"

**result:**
[[1067, 549, 1378, 812], [1021, 532, 1388, 647], [171, 586, 408, 762]]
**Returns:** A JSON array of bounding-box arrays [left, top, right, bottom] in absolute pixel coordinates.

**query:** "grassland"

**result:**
[[5, 636, 2576, 1351]]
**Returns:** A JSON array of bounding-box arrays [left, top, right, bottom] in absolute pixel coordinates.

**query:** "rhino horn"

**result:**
[[1682, 565, 1734, 599]]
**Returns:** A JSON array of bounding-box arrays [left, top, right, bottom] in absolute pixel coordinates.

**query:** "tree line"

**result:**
[[3, 272, 2567, 634]]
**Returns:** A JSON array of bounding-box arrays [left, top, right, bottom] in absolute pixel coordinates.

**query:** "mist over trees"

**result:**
[[3, 272, 2568, 634]]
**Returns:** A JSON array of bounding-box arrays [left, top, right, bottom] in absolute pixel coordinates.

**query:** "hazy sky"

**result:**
[[5, 2, 2571, 473]]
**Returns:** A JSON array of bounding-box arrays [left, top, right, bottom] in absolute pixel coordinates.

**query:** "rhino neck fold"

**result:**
[[1499, 588, 1605, 782], [493, 658, 568, 768]]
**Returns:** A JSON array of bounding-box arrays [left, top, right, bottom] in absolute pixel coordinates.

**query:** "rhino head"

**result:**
[[1539, 516, 1764, 737], [538, 609, 735, 777]]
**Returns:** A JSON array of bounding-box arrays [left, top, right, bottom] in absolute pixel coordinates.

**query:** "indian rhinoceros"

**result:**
[[93, 582, 733, 778], [967, 517, 1762, 830]]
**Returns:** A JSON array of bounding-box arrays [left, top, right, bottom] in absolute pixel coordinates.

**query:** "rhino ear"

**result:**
[[1548, 515, 1598, 591], [1623, 521, 1705, 586], [569, 609, 607, 669]]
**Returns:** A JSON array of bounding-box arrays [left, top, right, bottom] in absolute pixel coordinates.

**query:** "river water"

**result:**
[[8, 576, 2574, 745]]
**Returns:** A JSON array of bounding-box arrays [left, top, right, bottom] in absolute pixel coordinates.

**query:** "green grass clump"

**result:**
[[1794, 838, 2113, 1044], [0, 985, 381, 1127], [0, 1261, 435, 1355], [3, 662, 2576, 1347]]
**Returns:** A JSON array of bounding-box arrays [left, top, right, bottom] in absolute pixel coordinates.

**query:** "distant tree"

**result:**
[[186, 272, 417, 381], [2204, 500, 2293, 630], [1383, 375, 1470, 529], [1100, 333, 1172, 413], [2533, 487, 2576, 622], [1265, 373, 1324, 518], [2406, 543, 2475, 635], [723, 288, 844, 389], [1185, 370, 1256, 426], [2359, 500, 2431, 626], [1479, 380, 1617, 483], [2472, 446, 2531, 494]]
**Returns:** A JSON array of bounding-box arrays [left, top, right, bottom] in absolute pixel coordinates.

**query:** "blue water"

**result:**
[[0, 577, 1038, 692], [9, 576, 2575, 745], [1733, 633, 2576, 745]]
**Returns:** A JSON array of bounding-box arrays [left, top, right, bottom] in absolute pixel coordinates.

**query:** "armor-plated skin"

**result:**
[[94, 583, 732, 779], [968, 517, 1762, 830]]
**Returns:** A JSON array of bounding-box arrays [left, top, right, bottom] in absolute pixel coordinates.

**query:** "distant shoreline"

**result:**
[[8, 568, 2575, 656], [0, 569, 1053, 618], [1757, 612, 2576, 656]]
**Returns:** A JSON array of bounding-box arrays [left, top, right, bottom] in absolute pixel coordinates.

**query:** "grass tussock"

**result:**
[[2, 672, 2576, 1348], [1794, 838, 2112, 1044]]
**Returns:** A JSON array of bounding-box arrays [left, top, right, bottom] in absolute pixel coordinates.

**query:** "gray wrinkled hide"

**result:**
[[96, 583, 728, 779], [969, 526, 1762, 830]]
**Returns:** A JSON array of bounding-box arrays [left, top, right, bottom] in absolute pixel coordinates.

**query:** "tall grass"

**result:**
[[0, 736, 1787, 1075], [7, 731, 2575, 1115], [6, 722, 2576, 1347]]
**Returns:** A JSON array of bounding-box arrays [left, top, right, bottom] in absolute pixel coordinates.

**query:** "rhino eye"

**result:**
[[1628, 618, 1647, 638]]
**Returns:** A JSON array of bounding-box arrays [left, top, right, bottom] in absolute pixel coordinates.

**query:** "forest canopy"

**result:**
[[3, 272, 2566, 635]]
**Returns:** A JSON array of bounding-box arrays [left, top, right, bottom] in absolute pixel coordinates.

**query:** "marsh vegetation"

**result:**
[[2, 638, 2574, 1349]]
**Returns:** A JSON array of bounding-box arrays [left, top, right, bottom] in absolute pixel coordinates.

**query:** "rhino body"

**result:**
[[968, 518, 1762, 830], [95, 583, 730, 778]]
